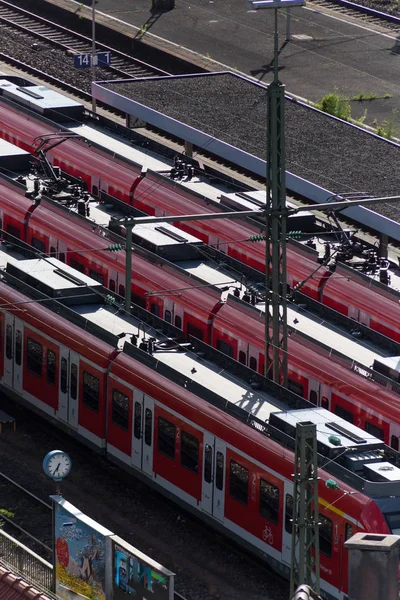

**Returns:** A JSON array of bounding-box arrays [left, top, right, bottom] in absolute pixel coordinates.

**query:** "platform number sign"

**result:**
[[74, 51, 111, 69]]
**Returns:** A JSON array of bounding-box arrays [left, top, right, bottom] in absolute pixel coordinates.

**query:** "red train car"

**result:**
[[1, 98, 399, 343], [1, 182, 400, 452], [0, 268, 399, 600]]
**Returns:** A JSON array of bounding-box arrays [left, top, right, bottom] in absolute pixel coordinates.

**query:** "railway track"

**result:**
[[0, 470, 52, 558], [308, 0, 400, 31], [0, 0, 169, 81]]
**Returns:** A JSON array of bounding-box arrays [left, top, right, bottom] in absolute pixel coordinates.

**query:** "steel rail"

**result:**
[[0, 0, 170, 79], [0, 513, 52, 554], [310, 0, 400, 26], [0, 470, 52, 510]]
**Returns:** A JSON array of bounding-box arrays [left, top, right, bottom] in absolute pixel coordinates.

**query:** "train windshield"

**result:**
[[384, 512, 400, 535]]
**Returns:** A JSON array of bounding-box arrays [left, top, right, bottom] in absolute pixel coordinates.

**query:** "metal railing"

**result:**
[[0, 529, 53, 593]]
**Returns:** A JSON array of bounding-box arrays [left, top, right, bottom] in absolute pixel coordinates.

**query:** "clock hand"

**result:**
[[54, 463, 61, 474]]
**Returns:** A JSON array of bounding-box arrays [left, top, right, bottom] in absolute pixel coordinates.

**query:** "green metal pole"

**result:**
[[125, 224, 133, 313], [265, 8, 288, 386], [290, 421, 320, 597]]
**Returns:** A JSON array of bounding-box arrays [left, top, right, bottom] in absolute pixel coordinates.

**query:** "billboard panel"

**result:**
[[52, 496, 113, 600], [111, 536, 174, 600]]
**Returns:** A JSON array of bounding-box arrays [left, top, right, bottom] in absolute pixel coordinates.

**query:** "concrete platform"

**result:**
[[38, 0, 400, 127]]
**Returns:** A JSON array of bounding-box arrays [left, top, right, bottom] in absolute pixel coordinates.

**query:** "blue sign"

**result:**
[[74, 51, 112, 69], [98, 51, 112, 66]]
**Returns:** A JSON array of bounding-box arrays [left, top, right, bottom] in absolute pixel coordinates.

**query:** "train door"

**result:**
[[308, 379, 319, 405], [348, 306, 359, 321], [248, 344, 259, 372], [3, 314, 23, 394], [282, 480, 294, 566], [308, 379, 331, 410], [131, 391, 154, 478], [58, 346, 79, 428], [208, 235, 218, 248], [359, 310, 370, 327], [57, 240, 68, 263], [90, 175, 102, 197], [200, 433, 226, 521]]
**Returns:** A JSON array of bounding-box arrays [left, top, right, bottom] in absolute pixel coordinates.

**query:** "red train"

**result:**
[[0, 255, 400, 600], [0, 98, 399, 342], [1, 176, 400, 454]]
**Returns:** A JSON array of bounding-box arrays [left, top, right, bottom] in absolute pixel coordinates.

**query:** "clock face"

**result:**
[[47, 452, 71, 479]]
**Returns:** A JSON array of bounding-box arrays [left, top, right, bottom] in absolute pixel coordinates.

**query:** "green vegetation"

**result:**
[[315, 90, 352, 121], [0, 508, 15, 528], [373, 110, 399, 140]]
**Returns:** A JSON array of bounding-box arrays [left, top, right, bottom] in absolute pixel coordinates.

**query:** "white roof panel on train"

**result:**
[[8, 257, 99, 288], [0, 81, 81, 109], [272, 407, 382, 449], [68, 123, 172, 172]]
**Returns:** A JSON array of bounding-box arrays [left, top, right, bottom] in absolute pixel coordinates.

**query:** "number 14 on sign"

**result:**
[[73, 51, 111, 69]]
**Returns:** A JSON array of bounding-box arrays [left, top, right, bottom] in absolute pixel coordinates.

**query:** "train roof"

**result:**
[[1, 250, 400, 498], [0, 161, 396, 383], [0, 80, 84, 121]]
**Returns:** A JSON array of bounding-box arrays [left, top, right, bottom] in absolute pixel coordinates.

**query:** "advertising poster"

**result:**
[[112, 537, 174, 600], [53, 497, 113, 600]]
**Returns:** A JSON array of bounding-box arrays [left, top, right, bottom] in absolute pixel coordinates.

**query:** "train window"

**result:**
[[6, 324, 12, 360], [238, 351, 246, 365], [285, 494, 293, 534], [83, 371, 100, 412], [144, 408, 152, 446], [6, 224, 21, 241], [134, 402, 142, 440], [158, 417, 176, 459], [59, 253, 66, 263], [365, 421, 384, 441], [109, 279, 116, 293], [0, 218, 2, 232], [70, 258, 85, 274], [309, 390, 318, 405], [175, 315, 182, 329], [61, 358, 68, 394], [319, 514, 333, 557], [27, 338, 42, 377], [119, 284, 125, 297], [15, 330, 22, 366], [249, 357, 257, 371], [204, 445, 212, 484], [180, 430, 199, 474], [89, 270, 105, 285], [216, 339, 234, 358], [334, 405, 354, 424], [259, 479, 279, 523], [345, 523, 353, 541], [288, 379, 304, 397], [32, 237, 46, 254], [321, 396, 329, 410], [165, 310, 172, 324], [230, 461, 249, 505], [187, 323, 204, 341], [112, 389, 129, 430], [47, 350, 56, 386], [92, 185, 99, 196], [216, 451, 224, 490], [70, 364, 78, 400], [50, 246, 56, 257], [150, 303, 160, 317], [391, 435, 399, 451]]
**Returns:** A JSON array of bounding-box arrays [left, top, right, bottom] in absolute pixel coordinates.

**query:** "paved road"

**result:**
[[74, 0, 400, 127]]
